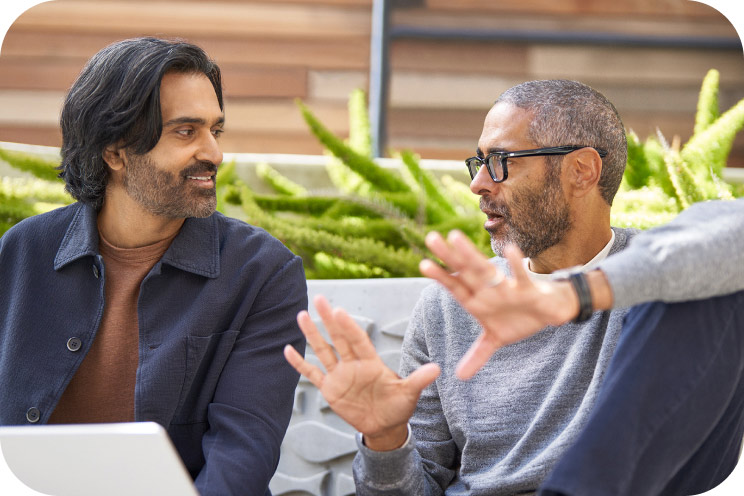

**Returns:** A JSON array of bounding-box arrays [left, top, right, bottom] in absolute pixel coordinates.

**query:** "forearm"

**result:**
[[600, 199, 744, 308]]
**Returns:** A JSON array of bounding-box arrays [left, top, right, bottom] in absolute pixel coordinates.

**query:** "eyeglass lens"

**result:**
[[466, 156, 505, 181]]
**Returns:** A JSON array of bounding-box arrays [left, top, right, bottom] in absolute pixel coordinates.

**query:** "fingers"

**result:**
[[332, 307, 380, 361], [312, 295, 357, 362], [504, 244, 530, 285], [404, 362, 441, 393], [424, 231, 467, 270], [302, 295, 379, 365], [455, 333, 502, 380], [419, 259, 473, 303], [297, 308, 341, 373], [423, 230, 504, 291], [283, 344, 326, 389]]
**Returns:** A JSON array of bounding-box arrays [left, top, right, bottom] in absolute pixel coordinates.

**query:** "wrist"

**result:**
[[567, 272, 594, 322], [551, 270, 593, 323], [362, 423, 410, 452], [586, 269, 614, 311]]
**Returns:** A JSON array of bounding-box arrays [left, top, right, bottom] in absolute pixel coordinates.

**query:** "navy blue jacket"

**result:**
[[0, 203, 307, 495]]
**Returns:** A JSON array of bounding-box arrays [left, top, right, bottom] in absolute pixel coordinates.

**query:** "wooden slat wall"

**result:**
[[1, 0, 743, 165]]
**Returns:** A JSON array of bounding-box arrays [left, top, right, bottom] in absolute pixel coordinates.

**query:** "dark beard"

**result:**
[[482, 171, 571, 258], [123, 155, 217, 219]]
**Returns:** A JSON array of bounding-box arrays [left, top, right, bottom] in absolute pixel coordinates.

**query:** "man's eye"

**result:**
[[176, 129, 194, 136], [212, 128, 224, 138]]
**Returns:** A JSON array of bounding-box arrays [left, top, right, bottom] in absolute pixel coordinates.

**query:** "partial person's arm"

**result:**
[[353, 291, 460, 495], [420, 198, 744, 379], [598, 198, 744, 308]]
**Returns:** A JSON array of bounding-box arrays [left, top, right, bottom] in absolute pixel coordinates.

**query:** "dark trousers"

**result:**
[[540, 290, 744, 496]]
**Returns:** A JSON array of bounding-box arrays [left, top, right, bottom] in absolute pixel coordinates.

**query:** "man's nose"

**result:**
[[470, 164, 497, 196], [196, 131, 223, 166]]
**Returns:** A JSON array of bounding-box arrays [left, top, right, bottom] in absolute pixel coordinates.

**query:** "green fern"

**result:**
[[255, 162, 308, 196], [624, 130, 652, 189], [693, 69, 720, 136], [297, 99, 411, 194], [399, 150, 457, 220], [681, 98, 744, 179], [0, 148, 61, 182]]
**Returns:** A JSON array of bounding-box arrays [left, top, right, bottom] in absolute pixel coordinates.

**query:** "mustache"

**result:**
[[480, 197, 510, 218], [181, 161, 218, 178]]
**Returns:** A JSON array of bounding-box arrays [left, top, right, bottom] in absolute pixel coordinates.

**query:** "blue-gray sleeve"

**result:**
[[599, 199, 744, 309]]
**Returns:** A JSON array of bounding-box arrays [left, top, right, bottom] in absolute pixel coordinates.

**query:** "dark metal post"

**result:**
[[369, 0, 391, 158]]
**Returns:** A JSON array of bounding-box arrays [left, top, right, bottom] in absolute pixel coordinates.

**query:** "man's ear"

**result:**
[[102, 142, 126, 171], [568, 148, 602, 197]]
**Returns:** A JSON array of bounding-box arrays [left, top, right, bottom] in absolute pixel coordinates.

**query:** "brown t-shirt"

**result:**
[[48, 231, 176, 424]]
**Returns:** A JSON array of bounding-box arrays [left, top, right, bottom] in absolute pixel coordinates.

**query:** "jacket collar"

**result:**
[[54, 203, 221, 279]]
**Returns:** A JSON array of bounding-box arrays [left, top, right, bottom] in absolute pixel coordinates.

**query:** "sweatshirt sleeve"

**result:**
[[352, 287, 456, 496], [599, 199, 744, 309]]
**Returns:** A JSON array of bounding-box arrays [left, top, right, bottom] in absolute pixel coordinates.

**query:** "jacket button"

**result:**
[[92, 265, 100, 278], [26, 407, 40, 423], [67, 337, 82, 352]]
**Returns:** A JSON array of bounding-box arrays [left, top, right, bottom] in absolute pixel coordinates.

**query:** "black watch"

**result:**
[[552, 271, 594, 323]]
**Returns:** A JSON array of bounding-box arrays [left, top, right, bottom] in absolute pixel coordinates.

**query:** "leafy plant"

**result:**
[[612, 69, 742, 229], [0, 150, 73, 234], [2, 71, 742, 275], [218, 89, 490, 278]]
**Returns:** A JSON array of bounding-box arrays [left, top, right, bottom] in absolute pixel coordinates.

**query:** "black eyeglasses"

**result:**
[[465, 145, 608, 182]]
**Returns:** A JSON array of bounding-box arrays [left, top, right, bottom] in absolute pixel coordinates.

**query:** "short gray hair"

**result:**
[[495, 80, 627, 205]]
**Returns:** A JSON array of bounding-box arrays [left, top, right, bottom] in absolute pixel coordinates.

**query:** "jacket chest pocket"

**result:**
[[171, 330, 240, 425]]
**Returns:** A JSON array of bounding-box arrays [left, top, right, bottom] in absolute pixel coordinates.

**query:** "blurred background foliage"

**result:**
[[1, 69, 742, 278]]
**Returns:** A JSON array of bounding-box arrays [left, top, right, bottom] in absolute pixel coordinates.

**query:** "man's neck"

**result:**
[[527, 224, 614, 274], [97, 187, 185, 248]]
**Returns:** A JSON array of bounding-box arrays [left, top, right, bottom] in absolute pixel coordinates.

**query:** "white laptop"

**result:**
[[0, 422, 198, 496]]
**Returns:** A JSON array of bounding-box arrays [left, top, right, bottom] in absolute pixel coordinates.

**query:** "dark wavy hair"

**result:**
[[495, 80, 627, 206], [58, 37, 223, 210]]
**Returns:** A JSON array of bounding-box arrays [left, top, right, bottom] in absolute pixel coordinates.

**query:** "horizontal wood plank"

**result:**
[[422, 0, 724, 18], [390, 39, 529, 75], [392, 7, 739, 39], [11, 1, 371, 39], [1, 30, 371, 71]]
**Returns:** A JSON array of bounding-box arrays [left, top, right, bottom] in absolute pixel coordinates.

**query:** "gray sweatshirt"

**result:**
[[353, 199, 744, 495]]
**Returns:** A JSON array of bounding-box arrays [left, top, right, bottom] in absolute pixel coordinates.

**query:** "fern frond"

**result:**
[[255, 162, 308, 196], [0, 148, 61, 182], [297, 99, 411, 193], [681, 98, 744, 178], [693, 69, 720, 136]]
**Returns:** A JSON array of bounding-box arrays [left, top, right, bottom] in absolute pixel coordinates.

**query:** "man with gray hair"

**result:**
[[285, 79, 744, 494]]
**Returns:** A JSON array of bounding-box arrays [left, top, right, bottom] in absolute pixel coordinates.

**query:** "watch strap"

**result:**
[[567, 272, 594, 323]]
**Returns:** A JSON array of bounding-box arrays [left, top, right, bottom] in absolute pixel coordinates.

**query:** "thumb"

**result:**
[[455, 333, 501, 380], [404, 362, 441, 394]]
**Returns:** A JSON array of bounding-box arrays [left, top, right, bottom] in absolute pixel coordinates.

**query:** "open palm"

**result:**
[[284, 295, 440, 450]]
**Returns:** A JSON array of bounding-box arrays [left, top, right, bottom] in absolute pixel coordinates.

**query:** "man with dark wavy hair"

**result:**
[[0, 37, 307, 495]]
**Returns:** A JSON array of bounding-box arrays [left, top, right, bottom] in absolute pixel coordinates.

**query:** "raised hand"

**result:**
[[284, 295, 440, 451], [420, 230, 578, 380]]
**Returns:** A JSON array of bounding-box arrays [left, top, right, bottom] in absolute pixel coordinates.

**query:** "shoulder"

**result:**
[[1, 203, 82, 254], [610, 227, 641, 253], [208, 212, 304, 279]]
